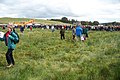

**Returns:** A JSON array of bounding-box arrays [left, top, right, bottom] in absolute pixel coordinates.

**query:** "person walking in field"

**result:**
[[0, 25, 19, 68], [51, 25, 55, 32], [82, 26, 89, 40], [72, 26, 76, 40], [76, 24, 83, 41], [30, 26, 33, 31], [20, 25, 24, 33], [60, 26, 65, 40]]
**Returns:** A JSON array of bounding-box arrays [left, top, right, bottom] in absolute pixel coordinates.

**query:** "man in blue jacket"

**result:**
[[0, 26, 18, 68], [76, 24, 83, 41]]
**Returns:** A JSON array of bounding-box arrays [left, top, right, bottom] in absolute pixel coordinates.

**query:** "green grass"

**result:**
[[0, 28, 120, 80], [0, 18, 70, 25]]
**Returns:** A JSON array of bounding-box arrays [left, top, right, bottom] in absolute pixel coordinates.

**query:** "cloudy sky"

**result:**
[[0, 0, 120, 23]]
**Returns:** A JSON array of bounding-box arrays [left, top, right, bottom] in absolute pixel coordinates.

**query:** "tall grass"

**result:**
[[0, 28, 120, 80]]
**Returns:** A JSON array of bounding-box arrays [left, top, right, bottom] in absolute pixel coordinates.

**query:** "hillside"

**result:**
[[0, 28, 120, 80], [0, 17, 71, 25]]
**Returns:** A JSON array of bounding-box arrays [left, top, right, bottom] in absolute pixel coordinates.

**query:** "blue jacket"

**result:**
[[0, 31, 18, 49], [76, 26, 83, 36]]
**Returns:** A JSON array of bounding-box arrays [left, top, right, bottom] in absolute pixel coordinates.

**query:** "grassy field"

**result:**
[[0, 28, 120, 80], [0, 18, 70, 25]]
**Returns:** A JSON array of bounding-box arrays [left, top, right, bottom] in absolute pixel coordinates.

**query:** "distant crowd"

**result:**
[[18, 25, 120, 31], [1, 24, 120, 31]]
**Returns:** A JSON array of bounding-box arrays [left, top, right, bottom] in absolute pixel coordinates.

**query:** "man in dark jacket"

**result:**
[[82, 26, 89, 38], [60, 26, 65, 40]]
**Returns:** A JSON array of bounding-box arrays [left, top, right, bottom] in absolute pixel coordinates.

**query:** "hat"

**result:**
[[8, 25, 14, 29]]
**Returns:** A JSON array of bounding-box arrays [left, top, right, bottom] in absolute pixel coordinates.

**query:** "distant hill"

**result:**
[[101, 22, 120, 26], [0, 17, 71, 25]]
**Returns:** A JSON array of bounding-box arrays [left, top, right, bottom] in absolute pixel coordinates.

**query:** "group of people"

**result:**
[[19, 24, 88, 41], [60, 24, 89, 41], [20, 25, 33, 33]]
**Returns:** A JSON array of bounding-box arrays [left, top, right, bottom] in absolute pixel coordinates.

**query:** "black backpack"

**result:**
[[14, 31, 19, 44], [10, 31, 19, 44]]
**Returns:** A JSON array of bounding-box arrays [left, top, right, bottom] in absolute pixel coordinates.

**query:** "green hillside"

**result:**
[[0, 28, 120, 80], [0, 17, 71, 25]]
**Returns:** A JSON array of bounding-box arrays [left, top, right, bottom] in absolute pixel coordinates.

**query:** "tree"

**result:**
[[112, 22, 116, 26], [81, 21, 87, 25], [88, 21, 93, 26], [85, 21, 89, 25], [93, 21, 99, 25], [71, 19, 76, 24], [61, 17, 68, 23]]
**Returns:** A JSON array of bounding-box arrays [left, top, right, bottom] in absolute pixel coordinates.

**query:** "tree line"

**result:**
[[50, 17, 120, 26], [50, 17, 99, 25]]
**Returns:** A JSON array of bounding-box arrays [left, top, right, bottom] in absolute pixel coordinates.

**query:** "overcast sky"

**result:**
[[0, 0, 120, 23]]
